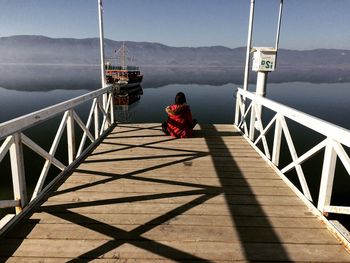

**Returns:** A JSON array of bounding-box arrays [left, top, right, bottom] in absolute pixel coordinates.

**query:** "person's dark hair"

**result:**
[[175, 92, 186, 105]]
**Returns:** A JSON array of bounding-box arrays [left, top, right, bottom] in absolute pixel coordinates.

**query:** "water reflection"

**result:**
[[114, 85, 143, 123], [1, 64, 348, 92], [0, 65, 100, 91], [1, 64, 350, 126]]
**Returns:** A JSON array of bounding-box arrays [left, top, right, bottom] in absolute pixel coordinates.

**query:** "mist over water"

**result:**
[[1, 65, 350, 125]]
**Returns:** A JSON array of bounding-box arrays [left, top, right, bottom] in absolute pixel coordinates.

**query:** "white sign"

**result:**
[[252, 47, 276, 72]]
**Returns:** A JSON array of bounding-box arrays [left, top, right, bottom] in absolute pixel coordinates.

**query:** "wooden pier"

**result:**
[[1, 123, 350, 262]]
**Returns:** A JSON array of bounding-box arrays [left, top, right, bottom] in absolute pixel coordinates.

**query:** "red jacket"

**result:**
[[166, 104, 194, 138]]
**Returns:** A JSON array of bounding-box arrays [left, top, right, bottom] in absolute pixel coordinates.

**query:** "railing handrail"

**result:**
[[0, 85, 113, 139], [235, 87, 350, 218], [0, 84, 115, 235], [238, 88, 350, 148]]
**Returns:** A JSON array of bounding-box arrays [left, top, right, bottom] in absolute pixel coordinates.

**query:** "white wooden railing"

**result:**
[[235, 88, 350, 216], [0, 85, 115, 230]]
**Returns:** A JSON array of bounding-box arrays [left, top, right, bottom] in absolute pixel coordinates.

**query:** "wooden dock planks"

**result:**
[[1, 123, 350, 262]]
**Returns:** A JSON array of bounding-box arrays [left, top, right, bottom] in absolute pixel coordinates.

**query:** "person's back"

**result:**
[[162, 92, 197, 138]]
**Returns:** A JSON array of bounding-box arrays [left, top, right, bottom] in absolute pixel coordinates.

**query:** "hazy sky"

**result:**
[[1, 0, 349, 50]]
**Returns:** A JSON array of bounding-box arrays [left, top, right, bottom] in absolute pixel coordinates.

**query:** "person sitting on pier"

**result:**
[[162, 92, 197, 138]]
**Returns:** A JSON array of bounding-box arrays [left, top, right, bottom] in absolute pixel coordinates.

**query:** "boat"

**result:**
[[105, 43, 143, 88]]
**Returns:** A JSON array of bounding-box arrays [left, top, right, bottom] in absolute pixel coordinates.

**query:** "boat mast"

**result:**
[[121, 42, 126, 69], [98, 0, 106, 87]]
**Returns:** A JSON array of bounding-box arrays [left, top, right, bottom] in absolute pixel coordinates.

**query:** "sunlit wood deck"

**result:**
[[1, 123, 350, 262]]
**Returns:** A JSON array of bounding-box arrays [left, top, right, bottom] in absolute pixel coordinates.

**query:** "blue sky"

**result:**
[[0, 0, 349, 50]]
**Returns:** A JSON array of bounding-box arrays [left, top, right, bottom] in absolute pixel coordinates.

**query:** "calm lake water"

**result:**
[[1, 65, 350, 225], [3, 82, 349, 125]]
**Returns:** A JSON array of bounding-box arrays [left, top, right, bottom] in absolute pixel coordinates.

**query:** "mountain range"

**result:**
[[0, 35, 349, 89], [0, 35, 349, 68]]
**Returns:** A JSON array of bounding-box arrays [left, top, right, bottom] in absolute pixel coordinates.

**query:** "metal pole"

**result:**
[[243, 0, 255, 91], [256, 72, 267, 97], [275, 0, 284, 51], [249, 71, 267, 140], [98, 0, 107, 108], [255, 71, 267, 124]]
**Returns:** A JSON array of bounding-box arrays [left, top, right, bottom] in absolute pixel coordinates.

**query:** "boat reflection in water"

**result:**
[[113, 84, 143, 123]]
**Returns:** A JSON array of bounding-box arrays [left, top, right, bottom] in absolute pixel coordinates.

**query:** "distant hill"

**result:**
[[0, 35, 244, 67], [0, 35, 350, 90], [0, 35, 349, 70]]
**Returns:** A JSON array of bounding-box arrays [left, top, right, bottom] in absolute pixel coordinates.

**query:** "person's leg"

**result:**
[[162, 121, 170, 135]]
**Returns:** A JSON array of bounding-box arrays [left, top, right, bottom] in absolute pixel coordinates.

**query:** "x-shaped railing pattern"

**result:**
[[0, 85, 115, 231], [235, 88, 350, 215]]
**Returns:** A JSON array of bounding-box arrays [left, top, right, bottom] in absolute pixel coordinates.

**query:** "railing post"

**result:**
[[109, 91, 115, 124], [272, 114, 282, 166], [234, 91, 241, 126], [249, 102, 256, 141], [9, 133, 27, 214], [94, 98, 100, 139], [67, 109, 76, 164], [318, 139, 337, 213], [102, 94, 110, 131]]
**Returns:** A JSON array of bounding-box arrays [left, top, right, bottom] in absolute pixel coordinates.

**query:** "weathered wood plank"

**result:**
[[54, 184, 294, 196], [6, 223, 339, 244], [46, 191, 302, 205], [1, 239, 350, 262], [82, 157, 268, 168], [89, 150, 262, 159], [38, 203, 314, 218], [77, 163, 276, 174], [67, 168, 278, 178], [2, 257, 237, 263], [54, 173, 292, 190], [61, 176, 288, 188], [28, 212, 326, 229]]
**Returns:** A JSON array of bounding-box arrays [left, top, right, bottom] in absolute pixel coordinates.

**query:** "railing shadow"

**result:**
[[0, 123, 291, 261], [200, 123, 290, 261], [41, 129, 221, 261], [0, 219, 39, 262], [0, 124, 220, 261]]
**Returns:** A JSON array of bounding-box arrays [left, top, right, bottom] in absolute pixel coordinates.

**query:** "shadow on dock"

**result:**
[[201, 123, 290, 261], [0, 123, 292, 261]]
